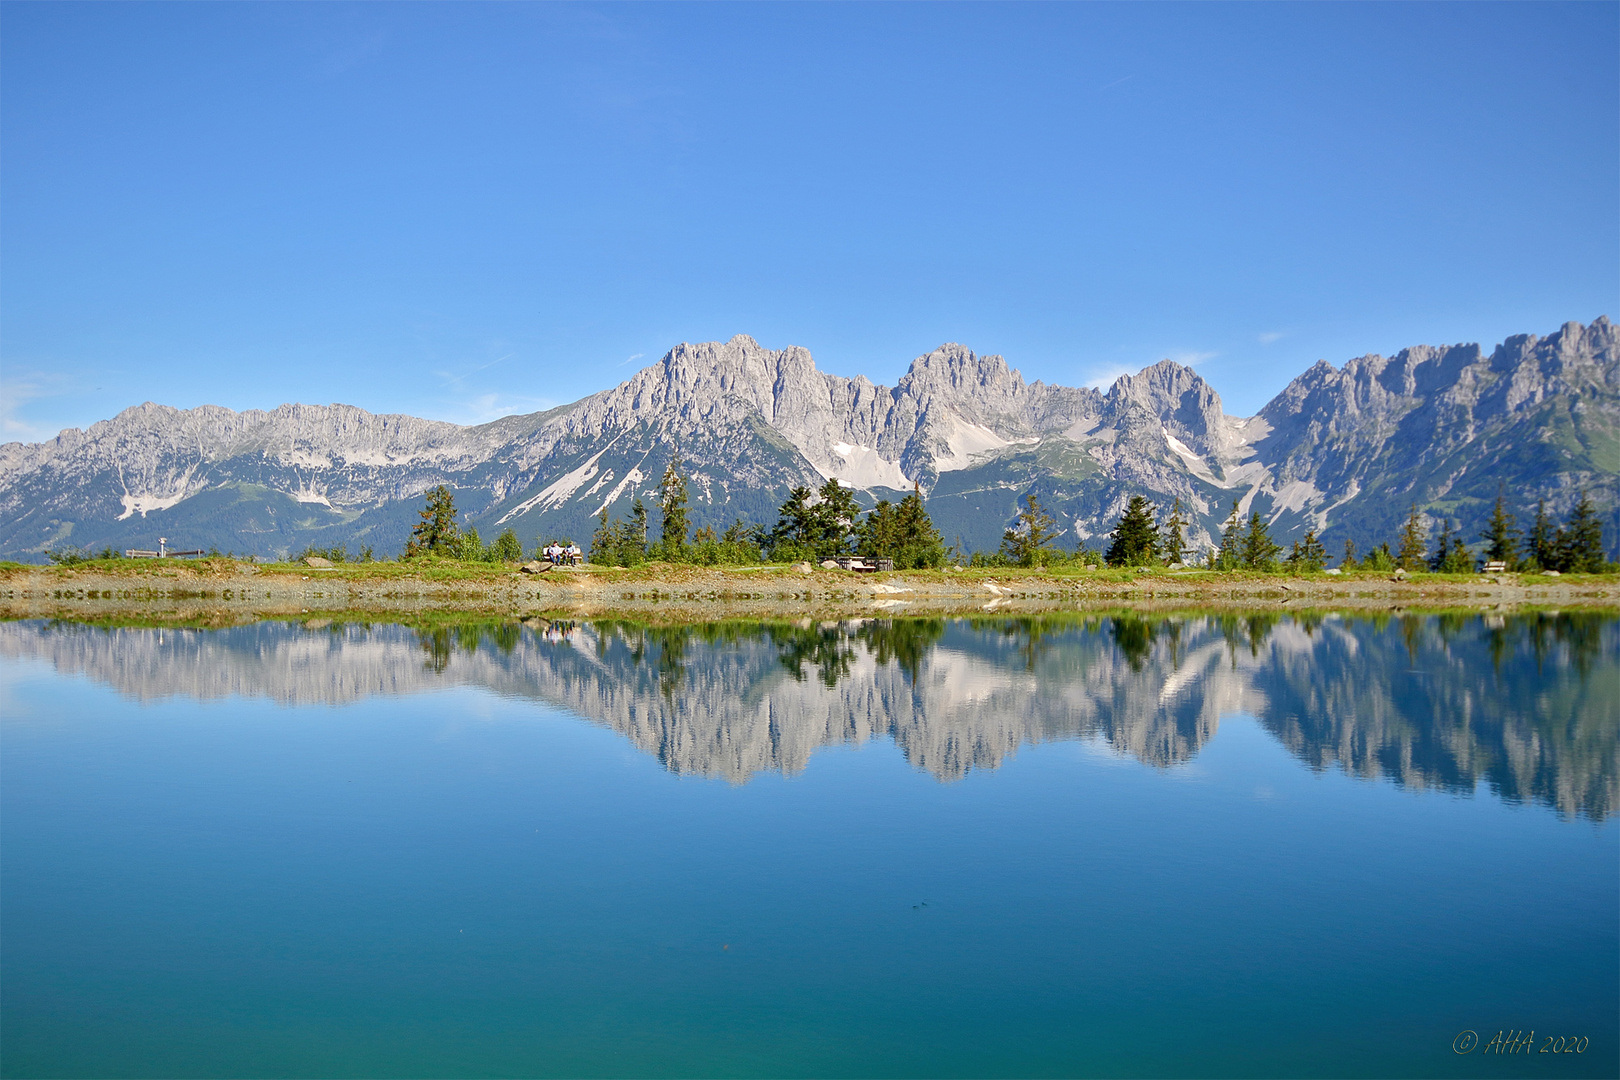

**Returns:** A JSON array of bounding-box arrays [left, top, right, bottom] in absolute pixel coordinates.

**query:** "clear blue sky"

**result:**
[[3, 1, 1616, 442]]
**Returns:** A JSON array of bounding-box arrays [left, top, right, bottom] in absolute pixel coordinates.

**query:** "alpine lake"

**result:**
[[1, 609, 1615, 1079]]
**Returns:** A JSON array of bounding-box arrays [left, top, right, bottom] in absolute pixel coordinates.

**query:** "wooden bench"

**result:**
[[835, 557, 895, 573], [1482, 560, 1508, 573]]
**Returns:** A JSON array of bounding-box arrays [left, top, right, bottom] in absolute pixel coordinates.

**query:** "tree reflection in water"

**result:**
[[7, 611, 1615, 819]]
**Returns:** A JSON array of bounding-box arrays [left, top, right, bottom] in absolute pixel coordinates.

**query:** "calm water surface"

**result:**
[[2, 612, 1616, 1078]]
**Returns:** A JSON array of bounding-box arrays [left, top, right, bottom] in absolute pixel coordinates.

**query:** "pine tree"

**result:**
[[772, 486, 817, 551], [1339, 537, 1358, 571], [1216, 499, 1243, 571], [1158, 497, 1188, 566], [1286, 528, 1327, 572], [590, 506, 616, 566], [658, 457, 689, 554], [405, 484, 460, 557], [1396, 503, 1427, 571], [631, 498, 649, 550], [1561, 490, 1606, 573], [1105, 495, 1159, 567], [860, 484, 945, 568], [1240, 511, 1281, 570], [1000, 492, 1060, 566], [1479, 488, 1520, 568], [811, 477, 861, 557], [1428, 519, 1454, 572], [1437, 520, 1475, 573], [1527, 498, 1556, 570]]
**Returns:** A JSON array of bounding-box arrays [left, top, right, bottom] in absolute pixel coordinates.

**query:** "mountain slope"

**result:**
[[2, 320, 1614, 560]]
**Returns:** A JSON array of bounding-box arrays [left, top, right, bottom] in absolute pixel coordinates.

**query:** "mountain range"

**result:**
[[2, 317, 1615, 561]]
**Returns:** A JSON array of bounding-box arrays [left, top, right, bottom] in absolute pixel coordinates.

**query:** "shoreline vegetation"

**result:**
[[3, 557, 1616, 626], [16, 474, 1613, 625]]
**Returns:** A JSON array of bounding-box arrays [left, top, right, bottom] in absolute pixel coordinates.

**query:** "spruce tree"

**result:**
[[1561, 490, 1605, 573], [1527, 498, 1556, 570], [772, 486, 817, 551], [1428, 519, 1454, 572], [405, 484, 460, 557], [1286, 528, 1327, 572], [1240, 511, 1281, 570], [1216, 499, 1243, 571], [1158, 497, 1188, 566], [892, 485, 946, 568], [1339, 538, 1358, 571], [1479, 488, 1520, 567], [658, 457, 690, 554], [812, 477, 861, 557], [1437, 520, 1475, 573], [631, 499, 649, 552], [1396, 503, 1427, 571], [1000, 492, 1060, 566], [1105, 495, 1159, 567]]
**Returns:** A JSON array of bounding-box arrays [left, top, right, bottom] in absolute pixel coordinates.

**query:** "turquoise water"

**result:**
[[1, 613, 1615, 1078]]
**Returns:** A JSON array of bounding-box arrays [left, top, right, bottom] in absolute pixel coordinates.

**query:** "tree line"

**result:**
[[394, 469, 1610, 575], [1094, 488, 1609, 573], [586, 458, 950, 568], [399, 460, 951, 569]]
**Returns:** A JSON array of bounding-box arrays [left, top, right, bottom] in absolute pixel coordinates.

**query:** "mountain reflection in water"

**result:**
[[3, 611, 1614, 819]]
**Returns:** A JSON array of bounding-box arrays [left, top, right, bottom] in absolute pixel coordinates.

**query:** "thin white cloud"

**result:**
[[1167, 350, 1217, 366], [437, 353, 515, 388], [0, 373, 68, 444], [441, 393, 559, 426], [1098, 74, 1135, 91], [1258, 331, 1286, 345], [1083, 349, 1215, 390], [617, 353, 645, 367], [1083, 365, 1135, 390]]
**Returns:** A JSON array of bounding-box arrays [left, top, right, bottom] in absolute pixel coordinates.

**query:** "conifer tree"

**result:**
[[1428, 519, 1454, 572], [631, 498, 649, 550], [1105, 495, 1159, 567], [1479, 489, 1520, 567], [812, 477, 861, 557], [1436, 520, 1475, 573], [1216, 499, 1244, 571], [405, 484, 460, 557], [772, 486, 817, 550], [1158, 497, 1188, 566], [1396, 503, 1427, 571], [658, 457, 690, 554], [1339, 537, 1358, 571], [1527, 498, 1556, 570], [856, 483, 945, 568], [1000, 492, 1060, 566], [1561, 490, 1605, 573], [1286, 528, 1327, 572], [1240, 511, 1281, 570]]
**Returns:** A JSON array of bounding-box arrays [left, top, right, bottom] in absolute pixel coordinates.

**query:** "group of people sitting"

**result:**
[[543, 541, 583, 566]]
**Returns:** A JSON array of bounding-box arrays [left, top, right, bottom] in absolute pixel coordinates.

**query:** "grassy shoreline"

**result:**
[[3, 558, 1616, 625]]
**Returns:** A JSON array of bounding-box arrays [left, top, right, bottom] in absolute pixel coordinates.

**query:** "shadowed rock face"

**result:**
[[3, 612, 1612, 819], [3, 320, 1613, 560]]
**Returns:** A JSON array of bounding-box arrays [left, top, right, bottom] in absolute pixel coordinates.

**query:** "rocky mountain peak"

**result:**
[[1102, 360, 1230, 454]]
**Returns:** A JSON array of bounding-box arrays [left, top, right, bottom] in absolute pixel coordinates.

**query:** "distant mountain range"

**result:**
[[2, 318, 1615, 561]]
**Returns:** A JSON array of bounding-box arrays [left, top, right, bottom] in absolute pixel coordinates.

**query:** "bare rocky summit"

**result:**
[[1, 319, 1614, 559]]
